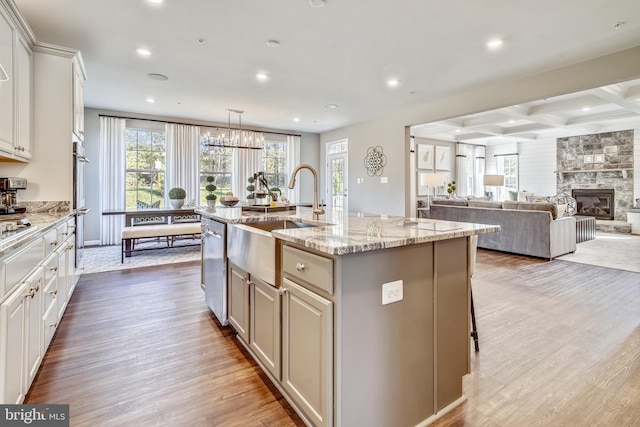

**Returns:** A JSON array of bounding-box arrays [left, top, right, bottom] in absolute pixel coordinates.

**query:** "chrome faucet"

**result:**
[[288, 164, 325, 220]]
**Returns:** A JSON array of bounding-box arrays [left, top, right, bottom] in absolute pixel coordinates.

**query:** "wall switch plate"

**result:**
[[380, 177, 388, 184], [382, 280, 403, 305]]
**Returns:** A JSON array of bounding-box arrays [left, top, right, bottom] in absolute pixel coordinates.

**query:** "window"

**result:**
[[497, 154, 518, 190], [200, 136, 233, 201], [262, 140, 287, 194], [125, 128, 166, 209]]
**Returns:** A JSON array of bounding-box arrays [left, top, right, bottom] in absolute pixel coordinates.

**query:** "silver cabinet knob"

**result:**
[[296, 263, 305, 272]]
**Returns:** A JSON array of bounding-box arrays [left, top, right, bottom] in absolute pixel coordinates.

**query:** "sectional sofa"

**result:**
[[429, 199, 576, 259]]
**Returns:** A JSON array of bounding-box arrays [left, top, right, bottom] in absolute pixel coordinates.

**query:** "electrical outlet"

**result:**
[[382, 280, 403, 305]]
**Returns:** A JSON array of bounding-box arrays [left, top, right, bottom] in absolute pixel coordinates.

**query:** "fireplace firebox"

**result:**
[[571, 189, 615, 220]]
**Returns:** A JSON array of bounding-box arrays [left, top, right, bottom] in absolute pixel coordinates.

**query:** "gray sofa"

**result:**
[[429, 199, 576, 259]]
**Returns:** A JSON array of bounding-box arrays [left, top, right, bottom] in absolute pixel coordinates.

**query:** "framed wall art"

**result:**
[[417, 144, 434, 170], [435, 146, 451, 170]]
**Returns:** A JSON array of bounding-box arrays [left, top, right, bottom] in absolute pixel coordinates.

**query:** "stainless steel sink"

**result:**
[[246, 220, 316, 232], [227, 220, 318, 286]]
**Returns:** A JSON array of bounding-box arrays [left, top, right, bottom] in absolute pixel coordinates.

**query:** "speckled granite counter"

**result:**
[[0, 211, 74, 255], [195, 206, 499, 255]]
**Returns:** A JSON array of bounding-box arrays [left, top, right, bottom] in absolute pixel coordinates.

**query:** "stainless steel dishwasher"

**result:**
[[202, 217, 227, 326]]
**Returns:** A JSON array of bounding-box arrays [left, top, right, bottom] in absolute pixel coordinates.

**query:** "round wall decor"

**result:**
[[364, 146, 387, 177]]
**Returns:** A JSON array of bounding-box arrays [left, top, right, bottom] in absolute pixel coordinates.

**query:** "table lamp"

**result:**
[[483, 174, 504, 201], [421, 172, 444, 207]]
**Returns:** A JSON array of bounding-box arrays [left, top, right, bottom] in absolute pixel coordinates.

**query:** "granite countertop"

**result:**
[[0, 211, 74, 254], [196, 206, 500, 255]]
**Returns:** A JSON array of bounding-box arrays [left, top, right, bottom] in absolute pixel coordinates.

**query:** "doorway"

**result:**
[[326, 140, 348, 214]]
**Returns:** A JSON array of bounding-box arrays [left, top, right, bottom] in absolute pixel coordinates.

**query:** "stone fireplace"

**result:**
[[557, 129, 634, 222], [572, 189, 615, 220]]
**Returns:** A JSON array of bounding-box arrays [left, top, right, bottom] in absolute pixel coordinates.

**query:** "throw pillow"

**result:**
[[556, 203, 568, 217], [508, 190, 518, 201]]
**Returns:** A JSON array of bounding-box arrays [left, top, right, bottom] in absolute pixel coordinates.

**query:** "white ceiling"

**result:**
[[411, 78, 640, 145], [11, 0, 640, 134]]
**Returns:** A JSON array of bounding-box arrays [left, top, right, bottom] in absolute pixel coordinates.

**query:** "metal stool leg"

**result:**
[[470, 287, 479, 352]]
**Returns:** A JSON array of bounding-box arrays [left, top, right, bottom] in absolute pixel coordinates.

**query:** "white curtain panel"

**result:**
[[455, 144, 468, 196], [232, 130, 264, 199], [474, 145, 486, 197], [286, 135, 301, 202], [99, 116, 126, 245], [166, 123, 200, 205]]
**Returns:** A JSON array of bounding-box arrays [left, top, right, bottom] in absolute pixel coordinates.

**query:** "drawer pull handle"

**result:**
[[49, 323, 57, 328], [51, 241, 58, 246], [27, 289, 35, 298], [49, 267, 58, 272], [295, 263, 305, 272], [50, 290, 57, 296]]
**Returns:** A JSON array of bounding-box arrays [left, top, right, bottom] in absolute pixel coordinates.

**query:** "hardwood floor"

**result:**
[[26, 251, 640, 426], [25, 261, 304, 427]]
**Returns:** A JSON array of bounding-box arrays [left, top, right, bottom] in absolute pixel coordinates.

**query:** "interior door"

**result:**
[[326, 152, 348, 214]]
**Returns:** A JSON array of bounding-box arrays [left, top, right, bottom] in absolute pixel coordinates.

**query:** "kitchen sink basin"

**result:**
[[227, 219, 319, 286], [245, 220, 316, 232]]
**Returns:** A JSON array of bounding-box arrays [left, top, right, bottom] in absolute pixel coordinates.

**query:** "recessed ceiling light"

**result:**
[[197, 38, 206, 44], [256, 73, 269, 81], [266, 40, 280, 48], [137, 48, 151, 57], [309, 0, 325, 7], [324, 104, 337, 109], [148, 0, 162, 4], [486, 39, 503, 49], [148, 73, 168, 81], [146, 98, 156, 103], [613, 21, 625, 30], [293, 117, 300, 122], [387, 79, 399, 87], [582, 106, 591, 111]]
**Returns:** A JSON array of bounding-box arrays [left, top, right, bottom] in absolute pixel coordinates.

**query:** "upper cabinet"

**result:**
[[72, 56, 85, 141], [0, 1, 33, 162]]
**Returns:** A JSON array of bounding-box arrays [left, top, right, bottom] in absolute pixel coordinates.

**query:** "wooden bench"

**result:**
[[121, 222, 201, 262]]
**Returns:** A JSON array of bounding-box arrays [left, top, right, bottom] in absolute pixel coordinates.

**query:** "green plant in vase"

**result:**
[[447, 181, 457, 198], [205, 176, 217, 207], [246, 175, 256, 204], [168, 187, 186, 208]]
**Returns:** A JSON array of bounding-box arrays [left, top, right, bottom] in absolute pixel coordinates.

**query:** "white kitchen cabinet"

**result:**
[[72, 57, 84, 141], [0, 282, 26, 404], [0, 4, 14, 155], [281, 277, 333, 427], [228, 262, 250, 343], [14, 31, 32, 159], [24, 267, 43, 388], [249, 277, 281, 379]]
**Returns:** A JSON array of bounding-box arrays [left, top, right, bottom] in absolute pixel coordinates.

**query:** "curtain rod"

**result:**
[[98, 114, 302, 138]]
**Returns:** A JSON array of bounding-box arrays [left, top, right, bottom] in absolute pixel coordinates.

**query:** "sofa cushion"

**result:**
[[432, 198, 469, 206], [467, 200, 503, 209], [502, 201, 520, 210]]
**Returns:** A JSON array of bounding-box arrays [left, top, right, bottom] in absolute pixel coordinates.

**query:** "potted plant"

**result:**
[[447, 181, 457, 198], [246, 175, 256, 205], [205, 176, 217, 207], [168, 187, 186, 208]]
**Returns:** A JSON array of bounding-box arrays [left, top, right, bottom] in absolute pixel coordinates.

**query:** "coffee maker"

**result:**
[[0, 177, 27, 215]]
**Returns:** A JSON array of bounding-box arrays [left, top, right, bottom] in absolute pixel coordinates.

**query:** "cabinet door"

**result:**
[[72, 59, 84, 140], [228, 263, 250, 343], [0, 8, 14, 154], [65, 236, 77, 297], [24, 268, 43, 387], [14, 33, 32, 159], [249, 278, 281, 379], [281, 278, 333, 427], [56, 245, 67, 321], [0, 283, 27, 404]]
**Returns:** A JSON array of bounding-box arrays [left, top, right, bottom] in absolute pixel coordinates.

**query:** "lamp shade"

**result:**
[[483, 174, 504, 186], [421, 172, 444, 187]]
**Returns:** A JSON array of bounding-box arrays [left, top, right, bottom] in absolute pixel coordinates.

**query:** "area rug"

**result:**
[[557, 232, 640, 273], [79, 242, 200, 274]]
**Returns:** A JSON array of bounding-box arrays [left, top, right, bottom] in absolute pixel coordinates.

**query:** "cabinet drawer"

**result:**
[[43, 228, 59, 256], [283, 246, 333, 295], [1, 237, 44, 299], [42, 273, 57, 315], [42, 253, 58, 284]]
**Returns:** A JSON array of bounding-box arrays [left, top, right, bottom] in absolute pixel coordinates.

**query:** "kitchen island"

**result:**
[[196, 206, 498, 427]]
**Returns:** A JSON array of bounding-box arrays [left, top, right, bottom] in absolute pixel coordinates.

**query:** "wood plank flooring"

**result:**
[[26, 251, 640, 426]]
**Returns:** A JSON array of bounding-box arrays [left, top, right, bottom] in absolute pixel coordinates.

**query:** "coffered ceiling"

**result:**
[[411, 78, 640, 145], [10, 0, 640, 134]]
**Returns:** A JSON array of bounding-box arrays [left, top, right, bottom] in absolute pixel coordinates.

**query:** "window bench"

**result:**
[[121, 222, 201, 262]]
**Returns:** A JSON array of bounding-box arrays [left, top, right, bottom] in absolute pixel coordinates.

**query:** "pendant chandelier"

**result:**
[[204, 109, 262, 150]]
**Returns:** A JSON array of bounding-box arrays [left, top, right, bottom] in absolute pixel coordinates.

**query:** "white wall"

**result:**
[[321, 46, 640, 216], [518, 139, 557, 197]]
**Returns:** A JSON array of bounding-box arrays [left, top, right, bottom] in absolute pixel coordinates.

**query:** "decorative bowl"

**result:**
[[220, 199, 239, 207]]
